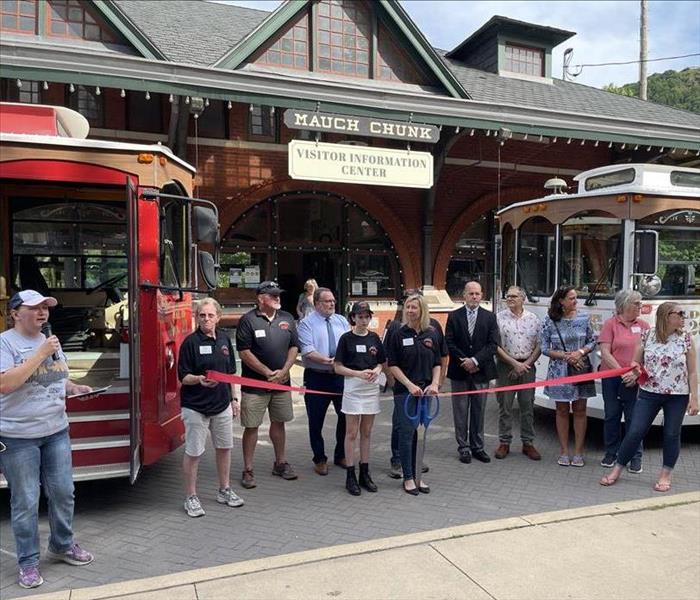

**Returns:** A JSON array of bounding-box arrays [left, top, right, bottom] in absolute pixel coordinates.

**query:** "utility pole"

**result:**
[[639, 0, 648, 100]]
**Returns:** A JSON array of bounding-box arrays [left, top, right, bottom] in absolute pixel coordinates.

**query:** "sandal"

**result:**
[[653, 480, 671, 493], [571, 455, 585, 467], [599, 474, 619, 487], [557, 455, 571, 466]]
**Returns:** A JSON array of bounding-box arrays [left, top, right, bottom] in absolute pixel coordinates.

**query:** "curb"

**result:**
[[25, 491, 700, 600]]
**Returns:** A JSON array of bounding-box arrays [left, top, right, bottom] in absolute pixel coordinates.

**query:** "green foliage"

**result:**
[[603, 67, 700, 113]]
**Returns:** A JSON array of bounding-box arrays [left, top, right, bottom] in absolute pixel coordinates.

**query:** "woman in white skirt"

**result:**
[[334, 302, 386, 496]]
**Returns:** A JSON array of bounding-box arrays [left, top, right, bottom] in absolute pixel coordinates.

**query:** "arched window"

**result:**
[[218, 193, 401, 311]]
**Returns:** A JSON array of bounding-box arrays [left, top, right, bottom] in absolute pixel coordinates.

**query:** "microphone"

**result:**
[[41, 323, 60, 361]]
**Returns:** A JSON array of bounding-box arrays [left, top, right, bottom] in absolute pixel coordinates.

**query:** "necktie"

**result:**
[[468, 308, 476, 337], [326, 317, 336, 357]]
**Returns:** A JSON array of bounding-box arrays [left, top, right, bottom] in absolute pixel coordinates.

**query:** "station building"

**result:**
[[2, 0, 699, 326]]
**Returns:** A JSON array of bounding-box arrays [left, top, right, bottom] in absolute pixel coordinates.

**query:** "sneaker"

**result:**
[[628, 458, 643, 474], [184, 494, 205, 517], [272, 461, 298, 480], [241, 469, 257, 489], [18, 566, 43, 589], [600, 454, 616, 468], [388, 461, 402, 479], [46, 543, 94, 566], [217, 487, 245, 507]]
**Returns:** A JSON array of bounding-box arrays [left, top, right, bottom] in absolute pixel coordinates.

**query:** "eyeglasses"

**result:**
[[198, 313, 217, 320], [505, 294, 520, 299], [669, 311, 686, 318], [320, 299, 336, 304]]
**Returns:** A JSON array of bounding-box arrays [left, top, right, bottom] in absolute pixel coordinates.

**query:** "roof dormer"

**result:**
[[446, 15, 574, 84]]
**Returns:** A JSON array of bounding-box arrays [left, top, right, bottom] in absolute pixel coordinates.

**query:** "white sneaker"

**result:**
[[217, 487, 244, 507], [184, 495, 205, 517]]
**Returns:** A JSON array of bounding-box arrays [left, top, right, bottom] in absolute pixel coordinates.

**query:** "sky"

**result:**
[[222, 0, 700, 88]]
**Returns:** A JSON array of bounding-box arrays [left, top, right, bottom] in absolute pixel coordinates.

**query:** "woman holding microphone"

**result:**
[[334, 302, 386, 496], [386, 294, 441, 495], [0, 290, 94, 590]]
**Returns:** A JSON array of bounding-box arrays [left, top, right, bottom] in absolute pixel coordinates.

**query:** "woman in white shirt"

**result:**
[[600, 302, 698, 492]]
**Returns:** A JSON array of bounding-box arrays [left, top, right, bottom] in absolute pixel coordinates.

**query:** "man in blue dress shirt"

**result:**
[[297, 287, 351, 475]]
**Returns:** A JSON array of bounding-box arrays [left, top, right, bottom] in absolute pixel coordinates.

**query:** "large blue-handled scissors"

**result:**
[[404, 394, 440, 484]]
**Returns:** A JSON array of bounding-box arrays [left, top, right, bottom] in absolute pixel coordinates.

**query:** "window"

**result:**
[[256, 14, 308, 70], [376, 23, 424, 84], [194, 100, 227, 139], [316, 0, 371, 77], [1, 78, 41, 103], [638, 209, 700, 297], [1, 0, 37, 33], [446, 213, 494, 300], [67, 85, 104, 127], [584, 168, 636, 192], [504, 43, 544, 77], [670, 171, 700, 188], [517, 217, 556, 297], [220, 194, 401, 305], [12, 200, 127, 291], [127, 92, 163, 133], [47, 0, 117, 43], [249, 105, 276, 139], [160, 200, 188, 287], [558, 212, 623, 296]]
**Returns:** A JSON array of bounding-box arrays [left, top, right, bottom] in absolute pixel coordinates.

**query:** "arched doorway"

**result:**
[[219, 191, 402, 313]]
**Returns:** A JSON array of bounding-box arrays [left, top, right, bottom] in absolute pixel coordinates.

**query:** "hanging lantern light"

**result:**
[[145, 91, 151, 100], [69, 83, 76, 93], [120, 89, 126, 98], [43, 81, 49, 90], [95, 86, 101, 95]]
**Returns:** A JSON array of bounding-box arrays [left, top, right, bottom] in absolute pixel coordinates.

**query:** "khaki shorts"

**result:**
[[241, 391, 294, 428], [181, 404, 233, 457]]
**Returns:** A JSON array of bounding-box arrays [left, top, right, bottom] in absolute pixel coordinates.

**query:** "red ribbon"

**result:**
[[206, 366, 641, 398]]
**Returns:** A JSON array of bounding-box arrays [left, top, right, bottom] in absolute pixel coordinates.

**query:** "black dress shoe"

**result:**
[[473, 450, 491, 463], [403, 483, 419, 496], [459, 452, 472, 464], [418, 484, 430, 494]]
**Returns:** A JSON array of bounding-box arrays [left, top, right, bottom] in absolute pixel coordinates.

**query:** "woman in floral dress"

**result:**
[[600, 302, 698, 492], [540, 286, 596, 467]]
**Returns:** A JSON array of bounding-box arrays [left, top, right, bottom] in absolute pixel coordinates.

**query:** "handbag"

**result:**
[[553, 321, 593, 378]]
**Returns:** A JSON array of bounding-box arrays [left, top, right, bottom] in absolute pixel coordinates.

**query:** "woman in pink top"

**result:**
[[598, 290, 649, 472], [600, 302, 698, 492]]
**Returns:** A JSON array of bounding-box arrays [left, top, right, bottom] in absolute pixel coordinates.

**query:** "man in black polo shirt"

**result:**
[[236, 281, 299, 489], [178, 297, 243, 518]]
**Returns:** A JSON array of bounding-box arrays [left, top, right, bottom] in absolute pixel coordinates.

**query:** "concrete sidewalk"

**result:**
[[23, 491, 700, 600]]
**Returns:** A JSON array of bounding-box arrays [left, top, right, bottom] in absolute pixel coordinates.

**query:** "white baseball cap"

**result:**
[[9, 289, 58, 310]]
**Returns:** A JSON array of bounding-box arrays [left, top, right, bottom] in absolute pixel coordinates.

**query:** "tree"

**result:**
[[603, 67, 700, 113]]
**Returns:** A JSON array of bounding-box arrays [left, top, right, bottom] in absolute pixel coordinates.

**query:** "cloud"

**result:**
[[221, 0, 699, 88]]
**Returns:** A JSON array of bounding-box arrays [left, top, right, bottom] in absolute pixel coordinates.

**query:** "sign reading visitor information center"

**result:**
[[284, 109, 440, 144], [288, 140, 433, 189]]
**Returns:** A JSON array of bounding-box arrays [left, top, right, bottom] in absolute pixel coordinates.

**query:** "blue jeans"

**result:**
[[0, 428, 75, 568], [616, 390, 688, 470], [394, 394, 418, 481], [303, 370, 345, 464], [602, 377, 642, 461]]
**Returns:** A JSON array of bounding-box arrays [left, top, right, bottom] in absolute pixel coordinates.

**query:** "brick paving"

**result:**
[[2, 385, 699, 597]]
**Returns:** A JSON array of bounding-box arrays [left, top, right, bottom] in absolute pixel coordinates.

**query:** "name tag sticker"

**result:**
[[631, 326, 641, 334], [355, 344, 367, 353], [254, 330, 267, 338], [402, 337, 414, 347], [199, 345, 213, 355]]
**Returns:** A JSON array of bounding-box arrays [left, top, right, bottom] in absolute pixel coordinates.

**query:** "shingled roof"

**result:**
[[112, 0, 700, 131], [114, 0, 269, 65]]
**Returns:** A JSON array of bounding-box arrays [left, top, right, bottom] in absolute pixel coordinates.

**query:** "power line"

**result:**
[[573, 52, 699, 69]]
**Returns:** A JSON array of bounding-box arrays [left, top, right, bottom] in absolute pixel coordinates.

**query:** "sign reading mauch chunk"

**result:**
[[284, 109, 440, 144]]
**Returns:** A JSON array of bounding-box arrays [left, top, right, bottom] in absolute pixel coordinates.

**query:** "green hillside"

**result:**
[[603, 67, 700, 114]]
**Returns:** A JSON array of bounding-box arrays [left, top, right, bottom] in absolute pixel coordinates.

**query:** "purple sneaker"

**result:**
[[47, 542, 94, 566], [18, 565, 43, 589]]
